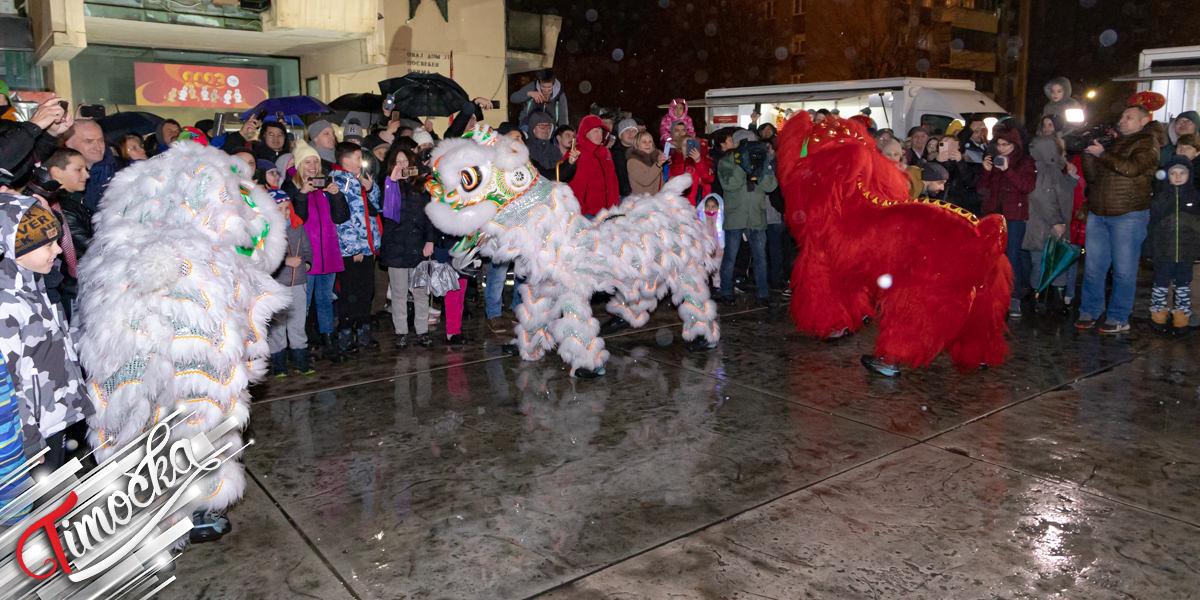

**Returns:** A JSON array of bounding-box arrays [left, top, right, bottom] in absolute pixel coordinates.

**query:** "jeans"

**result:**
[[720, 228, 769, 299], [766, 222, 788, 288], [484, 261, 522, 317], [1080, 210, 1150, 324], [306, 273, 337, 334], [1005, 220, 1032, 298]]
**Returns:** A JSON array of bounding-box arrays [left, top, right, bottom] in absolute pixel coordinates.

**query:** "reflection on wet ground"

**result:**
[[159, 293, 1200, 599]]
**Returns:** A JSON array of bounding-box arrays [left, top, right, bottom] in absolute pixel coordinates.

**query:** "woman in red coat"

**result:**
[[569, 115, 620, 217], [979, 125, 1037, 317]]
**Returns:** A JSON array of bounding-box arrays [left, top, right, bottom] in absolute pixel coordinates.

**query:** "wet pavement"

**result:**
[[157, 291, 1200, 599]]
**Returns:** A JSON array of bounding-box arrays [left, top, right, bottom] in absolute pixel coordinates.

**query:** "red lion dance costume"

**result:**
[[777, 113, 1012, 375]]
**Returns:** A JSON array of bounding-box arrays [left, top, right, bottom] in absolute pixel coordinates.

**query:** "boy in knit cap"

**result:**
[[0, 195, 91, 472]]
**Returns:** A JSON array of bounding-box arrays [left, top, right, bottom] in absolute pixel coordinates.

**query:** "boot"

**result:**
[[292, 348, 315, 375], [357, 323, 380, 349], [1172, 311, 1190, 332], [1044, 286, 1066, 317], [269, 351, 287, 377], [337, 326, 358, 355], [1151, 309, 1170, 334], [322, 333, 345, 363]]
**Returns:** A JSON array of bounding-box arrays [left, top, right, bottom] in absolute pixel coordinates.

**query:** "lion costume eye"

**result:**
[[460, 167, 483, 192]]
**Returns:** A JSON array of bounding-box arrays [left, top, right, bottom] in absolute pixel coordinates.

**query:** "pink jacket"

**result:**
[[659, 98, 696, 144]]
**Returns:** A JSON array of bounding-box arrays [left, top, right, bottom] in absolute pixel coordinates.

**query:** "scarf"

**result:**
[[629, 149, 660, 168], [383, 177, 404, 222]]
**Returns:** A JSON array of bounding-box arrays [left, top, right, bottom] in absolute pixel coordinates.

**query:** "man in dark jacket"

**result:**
[[62, 120, 116, 211], [1076, 104, 1161, 333], [611, 118, 638, 197], [526, 111, 562, 178]]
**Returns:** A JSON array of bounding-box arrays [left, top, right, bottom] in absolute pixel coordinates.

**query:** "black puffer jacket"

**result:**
[[1150, 155, 1200, 263], [0, 121, 58, 187], [379, 177, 436, 269]]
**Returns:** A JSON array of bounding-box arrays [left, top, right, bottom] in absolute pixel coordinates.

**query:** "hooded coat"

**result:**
[[1150, 155, 1200, 263], [510, 79, 570, 131], [659, 99, 696, 145], [1022, 136, 1079, 251], [1160, 110, 1200, 166], [1041, 76, 1083, 128], [0, 194, 91, 459], [979, 127, 1037, 221], [568, 115, 620, 216]]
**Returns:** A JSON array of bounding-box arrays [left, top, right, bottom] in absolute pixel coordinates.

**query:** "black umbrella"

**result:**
[[329, 93, 385, 112], [378, 73, 470, 118], [97, 111, 164, 141]]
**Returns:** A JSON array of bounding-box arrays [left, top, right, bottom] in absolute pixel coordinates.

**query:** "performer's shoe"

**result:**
[[687, 337, 718, 352], [189, 510, 232, 544], [394, 334, 409, 349], [292, 349, 315, 375], [860, 354, 900, 377], [416, 333, 433, 347], [599, 316, 630, 335], [572, 366, 606, 379]]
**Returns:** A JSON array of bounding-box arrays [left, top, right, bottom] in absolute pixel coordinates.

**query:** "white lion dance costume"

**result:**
[[74, 142, 288, 541], [426, 126, 720, 376]]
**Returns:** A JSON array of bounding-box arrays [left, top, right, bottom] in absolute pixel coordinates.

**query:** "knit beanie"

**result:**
[[617, 118, 638, 136], [307, 120, 334, 141], [292, 139, 320, 167], [921, 162, 950, 182], [1178, 111, 1200, 130], [14, 203, 60, 257], [411, 130, 434, 147], [275, 153, 294, 176]]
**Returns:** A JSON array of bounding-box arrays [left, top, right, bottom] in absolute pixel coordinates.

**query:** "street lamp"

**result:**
[[1086, 89, 1097, 99]]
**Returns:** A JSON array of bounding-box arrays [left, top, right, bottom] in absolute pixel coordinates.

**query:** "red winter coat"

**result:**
[[667, 141, 714, 206], [1068, 153, 1088, 246], [569, 115, 620, 216], [979, 127, 1036, 221]]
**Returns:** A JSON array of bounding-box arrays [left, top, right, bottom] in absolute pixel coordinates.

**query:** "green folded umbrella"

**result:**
[[1036, 235, 1083, 293]]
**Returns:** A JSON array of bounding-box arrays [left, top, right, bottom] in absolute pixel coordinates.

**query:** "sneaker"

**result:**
[[1074, 314, 1097, 330], [446, 334, 468, 345], [860, 354, 900, 377], [487, 317, 511, 335], [189, 509, 232, 544], [599, 316, 630, 335], [1098, 320, 1130, 334], [394, 334, 409, 349], [1007, 298, 1022, 319], [416, 333, 432, 347], [781, 288, 793, 297]]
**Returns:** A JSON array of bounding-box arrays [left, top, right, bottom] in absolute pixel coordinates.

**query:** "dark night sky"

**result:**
[[509, 0, 1200, 128]]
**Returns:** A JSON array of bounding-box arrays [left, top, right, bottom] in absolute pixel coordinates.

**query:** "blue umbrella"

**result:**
[[263, 114, 305, 126], [239, 96, 332, 121]]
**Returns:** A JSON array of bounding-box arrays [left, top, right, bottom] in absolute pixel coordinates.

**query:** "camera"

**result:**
[[994, 155, 1008, 170], [307, 176, 327, 188], [404, 166, 420, 177], [733, 140, 771, 190], [1063, 123, 1118, 156], [382, 93, 396, 114], [78, 104, 105, 119]]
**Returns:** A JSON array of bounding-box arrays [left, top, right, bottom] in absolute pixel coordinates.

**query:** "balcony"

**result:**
[[934, 5, 998, 33], [506, 10, 561, 74], [947, 48, 996, 73]]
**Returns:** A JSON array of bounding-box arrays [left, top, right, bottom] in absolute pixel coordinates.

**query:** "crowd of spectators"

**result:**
[[2, 69, 1197, 396]]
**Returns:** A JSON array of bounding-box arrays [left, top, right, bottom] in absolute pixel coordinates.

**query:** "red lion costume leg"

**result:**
[[777, 113, 1011, 372]]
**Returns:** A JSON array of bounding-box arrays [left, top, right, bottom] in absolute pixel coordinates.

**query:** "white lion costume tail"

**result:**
[[75, 142, 288, 514], [425, 126, 720, 376]]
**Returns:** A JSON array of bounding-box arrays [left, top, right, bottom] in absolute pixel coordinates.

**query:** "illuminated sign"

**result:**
[[134, 62, 268, 109]]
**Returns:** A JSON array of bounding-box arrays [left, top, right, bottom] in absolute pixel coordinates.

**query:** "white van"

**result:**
[[701, 77, 1007, 136]]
